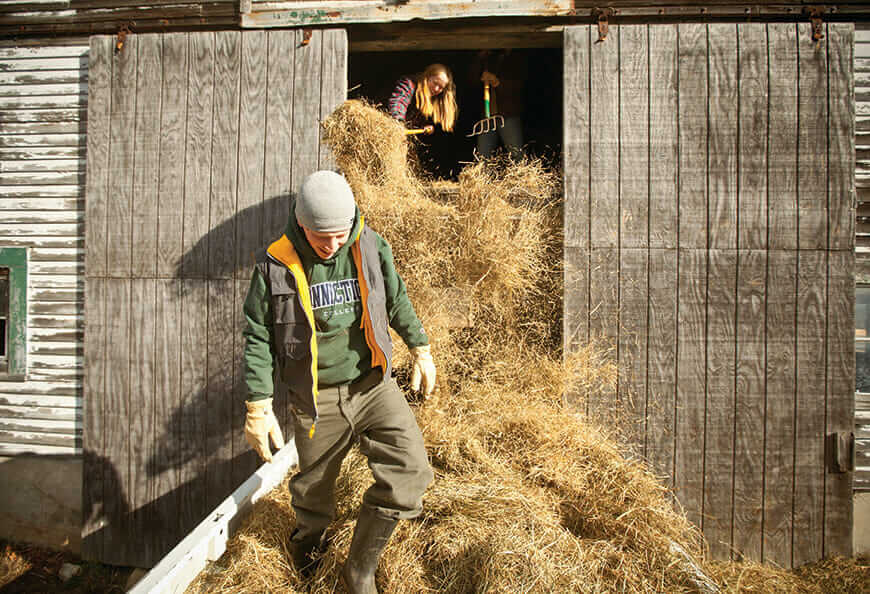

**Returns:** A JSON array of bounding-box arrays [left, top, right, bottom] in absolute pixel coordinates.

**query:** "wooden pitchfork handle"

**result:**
[[405, 128, 432, 135]]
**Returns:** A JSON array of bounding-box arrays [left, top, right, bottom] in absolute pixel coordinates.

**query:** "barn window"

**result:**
[[0, 268, 7, 369], [0, 248, 27, 379]]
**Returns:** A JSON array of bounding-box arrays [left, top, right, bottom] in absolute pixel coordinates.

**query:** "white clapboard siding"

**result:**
[[0, 39, 86, 456]]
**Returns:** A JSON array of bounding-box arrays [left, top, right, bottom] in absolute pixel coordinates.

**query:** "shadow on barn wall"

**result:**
[[83, 194, 303, 566]]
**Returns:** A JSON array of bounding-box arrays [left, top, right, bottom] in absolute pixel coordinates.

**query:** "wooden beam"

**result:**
[[243, 1, 870, 29], [128, 443, 298, 594]]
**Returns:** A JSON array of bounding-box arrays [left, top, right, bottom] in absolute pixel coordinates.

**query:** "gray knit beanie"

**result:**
[[295, 170, 356, 232]]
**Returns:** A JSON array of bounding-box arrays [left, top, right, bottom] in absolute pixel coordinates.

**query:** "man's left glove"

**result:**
[[244, 398, 285, 462], [411, 345, 437, 397]]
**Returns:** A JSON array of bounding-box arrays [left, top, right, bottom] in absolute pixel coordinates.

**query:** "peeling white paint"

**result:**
[[1, 39, 86, 455]]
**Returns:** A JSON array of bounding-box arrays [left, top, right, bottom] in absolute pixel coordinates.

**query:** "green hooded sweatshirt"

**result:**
[[243, 202, 428, 401]]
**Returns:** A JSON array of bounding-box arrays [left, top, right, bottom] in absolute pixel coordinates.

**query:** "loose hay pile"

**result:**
[[188, 100, 868, 593]]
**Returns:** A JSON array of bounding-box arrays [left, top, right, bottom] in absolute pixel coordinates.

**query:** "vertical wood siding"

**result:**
[[82, 29, 347, 567], [0, 40, 88, 456], [563, 23, 855, 566]]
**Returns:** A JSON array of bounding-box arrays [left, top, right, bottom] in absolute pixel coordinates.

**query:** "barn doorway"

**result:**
[[348, 48, 562, 179]]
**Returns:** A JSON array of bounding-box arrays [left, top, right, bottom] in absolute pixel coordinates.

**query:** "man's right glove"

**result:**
[[244, 398, 285, 462]]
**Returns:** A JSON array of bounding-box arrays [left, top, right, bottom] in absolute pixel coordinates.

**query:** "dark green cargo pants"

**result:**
[[289, 369, 433, 542]]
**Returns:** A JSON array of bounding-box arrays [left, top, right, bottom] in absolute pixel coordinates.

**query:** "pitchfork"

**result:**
[[468, 83, 504, 137]]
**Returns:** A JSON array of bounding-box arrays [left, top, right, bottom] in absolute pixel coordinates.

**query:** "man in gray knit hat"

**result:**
[[242, 170, 435, 593]]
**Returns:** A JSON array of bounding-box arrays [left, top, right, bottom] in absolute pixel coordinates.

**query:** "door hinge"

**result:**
[[115, 23, 132, 55], [829, 431, 855, 473], [806, 7, 826, 47], [593, 8, 613, 44]]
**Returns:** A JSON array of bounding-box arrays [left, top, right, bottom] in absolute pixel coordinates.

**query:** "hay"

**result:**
[[188, 100, 865, 593], [0, 543, 32, 589]]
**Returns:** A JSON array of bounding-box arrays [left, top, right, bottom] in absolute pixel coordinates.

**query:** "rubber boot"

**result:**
[[290, 528, 328, 579], [341, 507, 399, 594]]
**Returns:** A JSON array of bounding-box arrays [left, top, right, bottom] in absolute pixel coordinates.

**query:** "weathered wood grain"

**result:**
[[234, 30, 267, 280], [129, 278, 157, 564], [827, 24, 855, 250], [105, 34, 137, 278], [704, 249, 737, 559], [589, 247, 618, 424], [157, 33, 189, 277], [84, 36, 111, 277], [290, 28, 324, 207], [649, 25, 678, 250], [206, 279, 235, 511], [646, 248, 677, 483], [733, 249, 766, 561], [619, 25, 648, 249], [208, 31, 241, 281], [181, 33, 215, 279], [708, 24, 738, 250], [179, 279, 208, 540], [677, 24, 708, 249], [738, 25, 768, 250], [768, 24, 798, 249], [562, 25, 590, 250], [589, 25, 619, 249], [797, 23, 828, 250], [762, 234, 798, 559], [263, 29, 295, 245], [793, 250, 826, 566], [153, 279, 183, 558], [131, 34, 162, 278], [618, 248, 648, 452], [675, 248, 706, 529], [824, 249, 855, 556], [81, 277, 106, 561], [563, 246, 589, 410], [319, 29, 348, 170], [102, 278, 131, 565]]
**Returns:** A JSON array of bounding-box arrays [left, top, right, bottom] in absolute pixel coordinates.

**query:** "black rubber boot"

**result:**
[[341, 507, 399, 594], [290, 528, 328, 579]]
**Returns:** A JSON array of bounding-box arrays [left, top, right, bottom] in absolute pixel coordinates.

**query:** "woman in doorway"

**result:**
[[388, 63, 458, 135]]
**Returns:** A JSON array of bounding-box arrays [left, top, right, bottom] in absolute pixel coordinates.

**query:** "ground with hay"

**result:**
[[185, 100, 869, 594]]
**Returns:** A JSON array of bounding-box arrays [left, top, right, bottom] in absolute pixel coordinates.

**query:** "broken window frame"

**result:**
[[0, 247, 27, 380]]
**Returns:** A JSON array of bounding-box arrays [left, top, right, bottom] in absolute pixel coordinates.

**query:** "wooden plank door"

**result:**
[[563, 23, 855, 567], [82, 29, 347, 567]]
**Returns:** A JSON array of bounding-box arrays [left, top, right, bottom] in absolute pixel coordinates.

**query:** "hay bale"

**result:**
[[187, 100, 862, 593]]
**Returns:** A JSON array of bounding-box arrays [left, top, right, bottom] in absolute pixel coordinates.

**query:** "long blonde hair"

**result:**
[[415, 64, 457, 132]]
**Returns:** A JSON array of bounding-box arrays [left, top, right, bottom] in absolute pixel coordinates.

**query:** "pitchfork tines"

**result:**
[[468, 114, 504, 137]]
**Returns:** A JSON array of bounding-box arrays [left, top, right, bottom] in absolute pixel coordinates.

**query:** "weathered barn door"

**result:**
[[82, 29, 347, 567], [563, 24, 854, 567]]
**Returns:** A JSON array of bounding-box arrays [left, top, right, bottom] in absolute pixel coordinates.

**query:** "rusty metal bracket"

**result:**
[[115, 23, 132, 54], [807, 7, 825, 46], [301, 29, 313, 47], [829, 431, 856, 473], [593, 8, 613, 44]]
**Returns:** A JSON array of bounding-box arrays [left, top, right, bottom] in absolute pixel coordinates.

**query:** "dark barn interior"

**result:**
[[349, 48, 563, 179]]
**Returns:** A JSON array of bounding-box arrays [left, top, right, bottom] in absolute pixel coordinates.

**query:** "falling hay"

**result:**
[[187, 100, 867, 593]]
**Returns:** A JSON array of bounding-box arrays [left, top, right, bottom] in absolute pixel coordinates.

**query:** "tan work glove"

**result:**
[[244, 398, 285, 462], [410, 345, 436, 397]]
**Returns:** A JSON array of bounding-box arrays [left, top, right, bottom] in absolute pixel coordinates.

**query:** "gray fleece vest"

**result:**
[[255, 226, 393, 422]]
